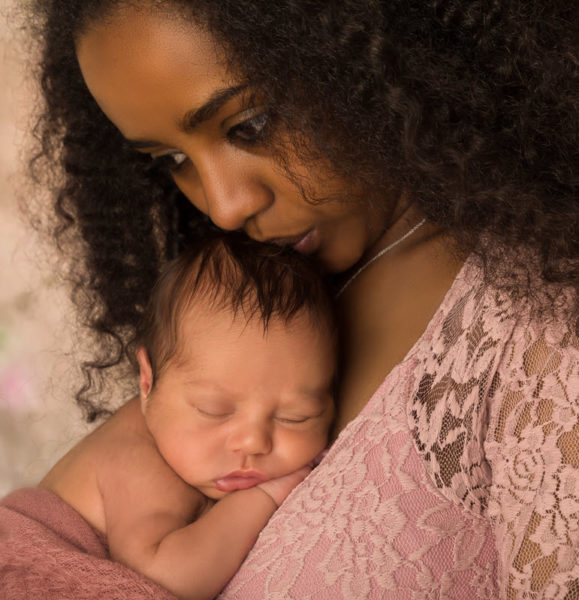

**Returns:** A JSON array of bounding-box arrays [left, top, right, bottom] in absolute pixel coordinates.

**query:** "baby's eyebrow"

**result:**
[[285, 389, 333, 407], [183, 379, 234, 395], [184, 379, 220, 388]]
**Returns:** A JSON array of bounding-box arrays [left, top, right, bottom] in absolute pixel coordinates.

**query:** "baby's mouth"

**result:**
[[215, 470, 268, 492]]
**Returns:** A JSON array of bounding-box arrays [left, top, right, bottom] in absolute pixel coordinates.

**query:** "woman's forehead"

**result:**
[[76, 5, 225, 81], [75, 5, 234, 140]]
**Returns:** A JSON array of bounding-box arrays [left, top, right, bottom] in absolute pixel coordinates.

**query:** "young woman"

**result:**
[[24, 0, 577, 598]]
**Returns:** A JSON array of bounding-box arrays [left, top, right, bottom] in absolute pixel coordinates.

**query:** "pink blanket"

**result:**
[[0, 488, 177, 600]]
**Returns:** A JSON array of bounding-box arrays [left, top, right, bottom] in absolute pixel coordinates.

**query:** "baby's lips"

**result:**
[[215, 470, 268, 492], [215, 475, 265, 492]]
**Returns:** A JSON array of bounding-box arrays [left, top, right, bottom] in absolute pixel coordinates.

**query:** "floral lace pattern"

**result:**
[[411, 270, 578, 599], [220, 257, 578, 599]]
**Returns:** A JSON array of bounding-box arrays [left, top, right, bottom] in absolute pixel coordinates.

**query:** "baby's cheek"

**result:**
[[300, 433, 329, 466]]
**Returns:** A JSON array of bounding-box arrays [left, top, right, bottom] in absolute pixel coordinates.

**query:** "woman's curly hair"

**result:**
[[27, 0, 578, 421]]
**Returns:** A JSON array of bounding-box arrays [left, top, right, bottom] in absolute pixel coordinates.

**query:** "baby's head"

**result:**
[[135, 232, 336, 499]]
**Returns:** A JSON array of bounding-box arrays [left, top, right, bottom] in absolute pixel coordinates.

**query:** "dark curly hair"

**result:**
[[27, 0, 578, 421]]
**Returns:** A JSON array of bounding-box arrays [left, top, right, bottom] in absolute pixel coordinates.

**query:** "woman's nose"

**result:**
[[179, 154, 273, 231], [227, 421, 273, 456]]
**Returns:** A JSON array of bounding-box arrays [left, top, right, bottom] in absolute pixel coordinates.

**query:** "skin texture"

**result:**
[[40, 303, 334, 599], [75, 8, 392, 274]]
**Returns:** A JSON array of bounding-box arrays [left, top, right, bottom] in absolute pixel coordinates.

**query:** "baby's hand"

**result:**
[[257, 466, 311, 507]]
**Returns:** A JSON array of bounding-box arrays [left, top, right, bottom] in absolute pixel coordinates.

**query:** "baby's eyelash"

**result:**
[[277, 416, 312, 424], [196, 407, 231, 419]]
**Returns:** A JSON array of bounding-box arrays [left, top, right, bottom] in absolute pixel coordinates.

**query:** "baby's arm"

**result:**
[[102, 443, 308, 600]]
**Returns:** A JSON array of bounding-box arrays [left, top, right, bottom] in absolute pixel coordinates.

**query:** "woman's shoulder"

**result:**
[[421, 251, 576, 373]]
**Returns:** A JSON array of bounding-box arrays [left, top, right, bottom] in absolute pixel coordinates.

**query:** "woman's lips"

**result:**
[[268, 229, 318, 255], [293, 229, 317, 254], [215, 470, 268, 492]]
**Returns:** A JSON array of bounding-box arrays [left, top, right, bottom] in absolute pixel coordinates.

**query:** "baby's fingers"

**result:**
[[258, 465, 312, 506]]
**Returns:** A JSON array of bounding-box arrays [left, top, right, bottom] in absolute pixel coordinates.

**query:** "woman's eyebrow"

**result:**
[[179, 84, 248, 133], [126, 83, 248, 149]]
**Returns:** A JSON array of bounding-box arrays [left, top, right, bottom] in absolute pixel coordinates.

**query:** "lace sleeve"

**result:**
[[485, 324, 579, 599]]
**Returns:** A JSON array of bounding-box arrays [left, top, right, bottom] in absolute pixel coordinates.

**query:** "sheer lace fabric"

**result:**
[[220, 257, 578, 599]]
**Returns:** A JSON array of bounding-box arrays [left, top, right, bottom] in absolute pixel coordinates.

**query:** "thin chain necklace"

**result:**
[[336, 218, 427, 298]]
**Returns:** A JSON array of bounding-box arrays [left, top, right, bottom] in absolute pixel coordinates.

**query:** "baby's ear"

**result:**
[[136, 347, 154, 412]]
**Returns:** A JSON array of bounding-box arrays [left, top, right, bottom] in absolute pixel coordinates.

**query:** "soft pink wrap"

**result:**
[[0, 487, 176, 600]]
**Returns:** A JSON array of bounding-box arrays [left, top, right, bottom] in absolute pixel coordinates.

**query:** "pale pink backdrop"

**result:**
[[0, 0, 94, 495]]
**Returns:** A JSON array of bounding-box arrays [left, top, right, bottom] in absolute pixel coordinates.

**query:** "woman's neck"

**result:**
[[332, 221, 464, 438]]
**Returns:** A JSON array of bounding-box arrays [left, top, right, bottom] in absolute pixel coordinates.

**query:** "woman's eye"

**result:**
[[227, 113, 269, 145], [150, 151, 188, 172]]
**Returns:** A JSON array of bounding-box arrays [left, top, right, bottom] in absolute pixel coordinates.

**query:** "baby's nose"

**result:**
[[227, 422, 273, 456]]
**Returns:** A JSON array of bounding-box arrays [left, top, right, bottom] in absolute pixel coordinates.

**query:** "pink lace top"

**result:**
[[220, 256, 578, 599]]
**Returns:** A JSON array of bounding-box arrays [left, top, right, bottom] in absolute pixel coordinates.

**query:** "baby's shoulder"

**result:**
[[96, 398, 168, 480], [97, 399, 207, 519], [96, 397, 153, 447], [36, 401, 149, 533]]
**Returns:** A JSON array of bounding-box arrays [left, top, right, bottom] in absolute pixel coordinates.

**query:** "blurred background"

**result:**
[[0, 0, 93, 496]]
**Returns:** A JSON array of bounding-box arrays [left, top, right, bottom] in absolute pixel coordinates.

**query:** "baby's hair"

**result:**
[[135, 231, 336, 379]]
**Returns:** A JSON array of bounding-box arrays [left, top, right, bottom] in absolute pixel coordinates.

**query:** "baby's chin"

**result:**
[[196, 484, 229, 501], [197, 482, 265, 501]]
